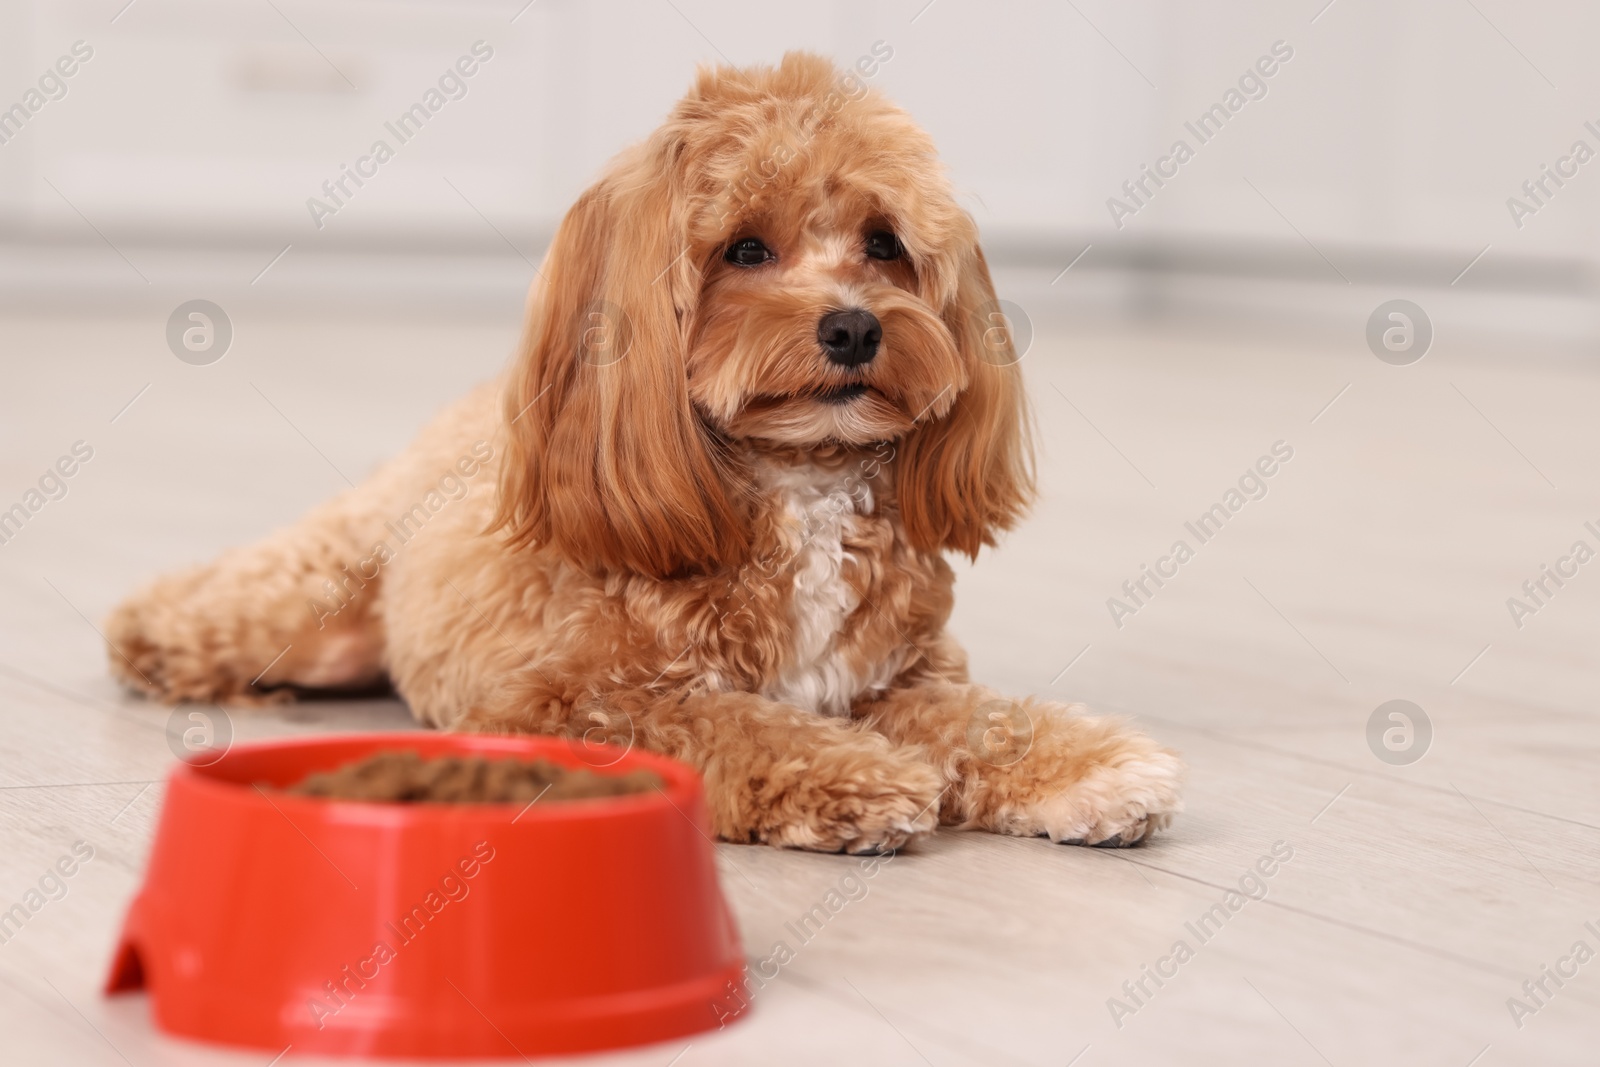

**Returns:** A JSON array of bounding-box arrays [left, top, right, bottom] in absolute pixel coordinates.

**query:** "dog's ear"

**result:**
[[494, 147, 748, 578], [894, 240, 1035, 557]]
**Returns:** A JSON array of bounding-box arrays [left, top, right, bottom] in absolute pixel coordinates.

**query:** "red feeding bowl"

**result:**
[[105, 732, 747, 1057]]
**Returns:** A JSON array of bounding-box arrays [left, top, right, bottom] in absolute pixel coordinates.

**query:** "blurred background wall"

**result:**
[[1, 0, 1596, 340]]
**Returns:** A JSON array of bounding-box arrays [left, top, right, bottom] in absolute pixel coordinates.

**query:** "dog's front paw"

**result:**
[[105, 570, 285, 706], [1034, 749, 1185, 847], [977, 706, 1185, 847], [728, 743, 943, 854]]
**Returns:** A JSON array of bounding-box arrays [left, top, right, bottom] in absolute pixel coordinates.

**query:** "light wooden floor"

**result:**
[[2, 284, 1597, 1066]]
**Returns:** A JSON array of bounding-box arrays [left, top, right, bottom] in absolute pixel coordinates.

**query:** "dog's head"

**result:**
[[497, 51, 1033, 577]]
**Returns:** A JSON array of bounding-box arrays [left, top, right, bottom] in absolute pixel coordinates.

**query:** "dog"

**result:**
[[107, 53, 1183, 853]]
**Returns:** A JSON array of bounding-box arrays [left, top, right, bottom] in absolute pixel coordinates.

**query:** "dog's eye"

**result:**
[[865, 230, 903, 261], [724, 237, 773, 267]]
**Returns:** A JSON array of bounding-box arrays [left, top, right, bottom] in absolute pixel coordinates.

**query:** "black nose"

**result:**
[[817, 309, 881, 368]]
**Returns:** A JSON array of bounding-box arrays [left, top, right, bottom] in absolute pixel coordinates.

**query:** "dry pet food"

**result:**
[[283, 750, 662, 804]]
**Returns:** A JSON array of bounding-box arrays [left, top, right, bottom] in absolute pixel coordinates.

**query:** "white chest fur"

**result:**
[[756, 463, 903, 717]]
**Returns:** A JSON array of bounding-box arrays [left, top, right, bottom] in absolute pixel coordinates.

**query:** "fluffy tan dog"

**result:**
[[107, 53, 1182, 853]]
